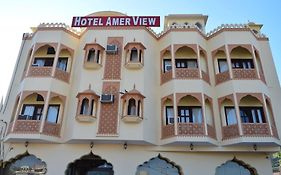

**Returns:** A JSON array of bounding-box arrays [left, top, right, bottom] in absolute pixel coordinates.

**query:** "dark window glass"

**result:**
[[130, 48, 138, 62], [240, 107, 265, 123], [46, 105, 60, 123], [33, 57, 54, 67], [231, 59, 254, 69], [218, 59, 228, 73], [163, 59, 172, 73], [177, 106, 202, 123], [128, 99, 136, 115], [19, 104, 44, 120], [224, 107, 237, 125], [165, 106, 174, 125], [175, 59, 198, 68], [47, 47, 56, 54], [87, 49, 95, 62], [139, 50, 142, 62], [80, 98, 89, 115], [57, 57, 68, 71]]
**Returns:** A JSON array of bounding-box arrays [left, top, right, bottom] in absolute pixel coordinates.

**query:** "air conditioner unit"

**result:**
[[100, 94, 114, 103], [106, 45, 118, 54]]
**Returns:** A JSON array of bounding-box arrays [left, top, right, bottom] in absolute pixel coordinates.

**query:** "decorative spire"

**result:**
[[133, 84, 136, 89], [94, 38, 97, 43], [88, 84, 92, 90]]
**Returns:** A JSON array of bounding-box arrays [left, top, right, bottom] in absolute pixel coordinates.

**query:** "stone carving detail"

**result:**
[[207, 124, 216, 139], [42, 122, 61, 137], [242, 123, 270, 136], [54, 69, 70, 83], [161, 71, 172, 84], [161, 125, 175, 139], [216, 71, 230, 84], [12, 120, 41, 133], [175, 68, 200, 79], [177, 123, 204, 136], [222, 124, 239, 140], [27, 67, 52, 77], [233, 69, 257, 79]]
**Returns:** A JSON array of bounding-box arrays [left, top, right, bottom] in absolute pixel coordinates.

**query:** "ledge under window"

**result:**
[[124, 61, 144, 69], [121, 115, 143, 123], [76, 114, 97, 122]]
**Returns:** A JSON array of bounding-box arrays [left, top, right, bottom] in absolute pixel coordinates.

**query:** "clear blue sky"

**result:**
[[1, 0, 281, 100]]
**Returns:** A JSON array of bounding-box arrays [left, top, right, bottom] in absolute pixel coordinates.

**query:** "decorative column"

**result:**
[[25, 44, 36, 76], [11, 93, 23, 132], [197, 45, 203, 78], [173, 93, 178, 135], [201, 93, 208, 135], [171, 44, 176, 79], [51, 43, 61, 76], [233, 93, 243, 136], [39, 91, 51, 133], [251, 45, 260, 79], [225, 45, 233, 79], [262, 94, 273, 135]]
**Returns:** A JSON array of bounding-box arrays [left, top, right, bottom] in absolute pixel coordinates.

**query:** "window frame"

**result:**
[[217, 58, 228, 73], [239, 106, 265, 123], [163, 59, 172, 73], [46, 104, 60, 123], [177, 106, 202, 124], [57, 57, 68, 71], [231, 59, 254, 69], [224, 106, 237, 126], [175, 59, 198, 68], [165, 106, 174, 125], [19, 104, 44, 120]]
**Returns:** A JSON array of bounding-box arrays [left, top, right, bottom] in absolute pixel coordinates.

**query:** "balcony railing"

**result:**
[[42, 122, 61, 137], [207, 124, 216, 139], [215, 71, 230, 84], [11, 120, 41, 133], [161, 71, 172, 84], [233, 69, 257, 79], [202, 71, 210, 84], [175, 68, 200, 79], [222, 124, 240, 140], [54, 68, 70, 83], [242, 123, 270, 136], [177, 123, 205, 136], [161, 124, 175, 139], [27, 67, 52, 77]]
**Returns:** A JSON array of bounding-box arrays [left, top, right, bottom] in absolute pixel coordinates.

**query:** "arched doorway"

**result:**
[[2, 152, 47, 175], [65, 152, 114, 175], [136, 154, 183, 175], [215, 157, 258, 175]]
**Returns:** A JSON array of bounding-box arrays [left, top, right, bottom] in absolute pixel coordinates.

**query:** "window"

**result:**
[[87, 49, 96, 62], [47, 47, 56, 54], [224, 107, 237, 125], [165, 106, 174, 125], [19, 104, 43, 120], [80, 98, 89, 115], [33, 57, 54, 67], [128, 99, 136, 115], [177, 106, 202, 123], [175, 59, 198, 68], [231, 59, 254, 69], [46, 105, 60, 123], [163, 59, 172, 73], [240, 107, 265, 123], [130, 48, 138, 62], [218, 59, 228, 73], [57, 57, 68, 71]]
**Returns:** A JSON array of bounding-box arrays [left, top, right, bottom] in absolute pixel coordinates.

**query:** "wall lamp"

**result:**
[[253, 144, 257, 151], [190, 143, 194, 151], [123, 142, 127, 150]]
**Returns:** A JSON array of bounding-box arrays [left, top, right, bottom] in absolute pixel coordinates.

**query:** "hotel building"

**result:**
[[0, 11, 281, 175]]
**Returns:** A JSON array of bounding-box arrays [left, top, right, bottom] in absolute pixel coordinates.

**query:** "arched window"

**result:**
[[130, 47, 138, 62], [80, 98, 89, 115], [87, 49, 95, 62], [128, 99, 136, 115]]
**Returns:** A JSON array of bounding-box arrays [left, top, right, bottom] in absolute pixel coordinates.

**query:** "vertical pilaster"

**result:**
[[51, 43, 61, 76], [201, 93, 208, 135], [171, 44, 176, 79], [262, 94, 273, 135], [39, 91, 51, 133], [233, 93, 243, 136], [225, 45, 233, 79], [251, 45, 260, 79], [197, 45, 203, 78], [11, 93, 23, 132], [25, 44, 36, 76], [173, 93, 178, 135]]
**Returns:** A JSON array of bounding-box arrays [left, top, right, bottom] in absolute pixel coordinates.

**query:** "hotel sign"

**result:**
[[72, 16, 160, 27]]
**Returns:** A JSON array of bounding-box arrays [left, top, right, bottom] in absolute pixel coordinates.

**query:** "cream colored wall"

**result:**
[[3, 143, 274, 175]]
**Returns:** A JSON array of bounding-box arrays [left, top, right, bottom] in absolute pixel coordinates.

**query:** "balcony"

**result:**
[[177, 123, 205, 136], [42, 122, 61, 137], [27, 66, 52, 77], [54, 68, 70, 82], [222, 124, 240, 140], [161, 71, 172, 84], [175, 68, 199, 79], [242, 123, 270, 136], [233, 69, 257, 79], [10, 120, 41, 133], [215, 71, 230, 84]]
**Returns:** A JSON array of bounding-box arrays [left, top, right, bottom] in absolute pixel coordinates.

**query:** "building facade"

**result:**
[[0, 11, 281, 175]]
